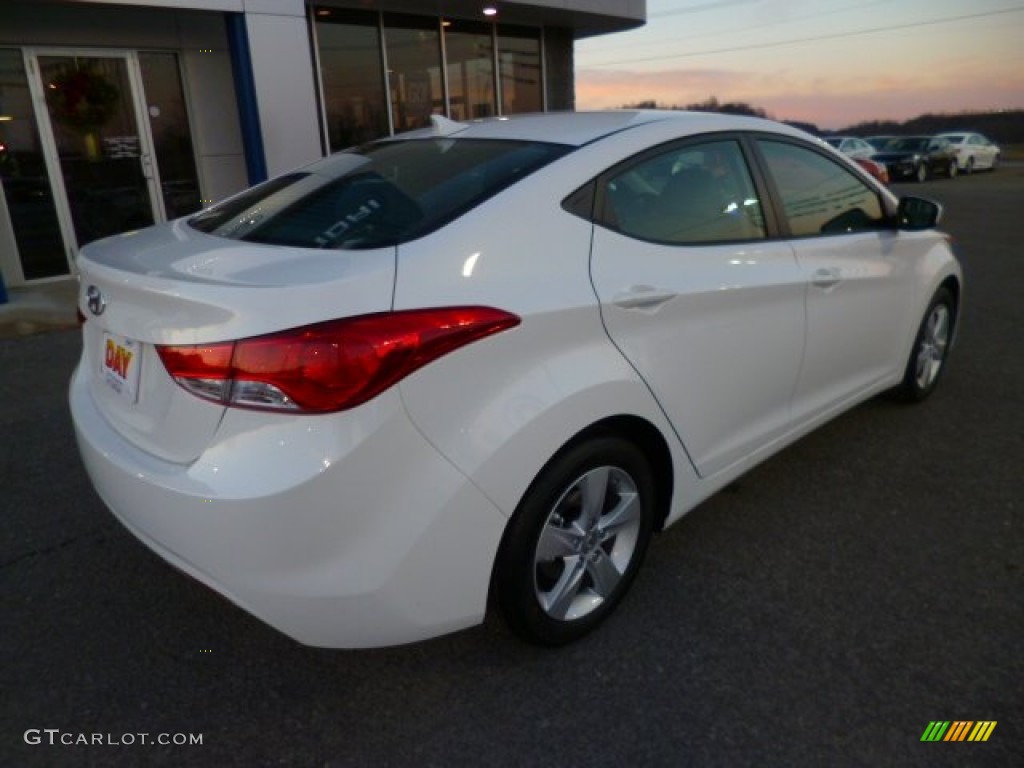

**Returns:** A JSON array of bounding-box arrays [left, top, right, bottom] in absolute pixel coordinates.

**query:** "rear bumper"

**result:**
[[885, 162, 919, 179], [70, 362, 507, 648]]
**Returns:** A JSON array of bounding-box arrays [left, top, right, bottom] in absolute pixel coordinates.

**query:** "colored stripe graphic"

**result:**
[[921, 721, 997, 742], [968, 722, 997, 742], [944, 721, 973, 741]]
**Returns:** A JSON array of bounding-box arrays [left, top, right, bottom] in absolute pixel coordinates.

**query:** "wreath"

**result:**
[[49, 65, 120, 134]]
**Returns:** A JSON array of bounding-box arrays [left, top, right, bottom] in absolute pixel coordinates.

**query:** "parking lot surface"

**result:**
[[2, 168, 1021, 767]]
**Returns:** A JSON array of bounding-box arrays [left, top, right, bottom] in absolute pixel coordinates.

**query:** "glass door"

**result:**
[[30, 51, 162, 253], [1, 49, 201, 286], [137, 52, 202, 220], [0, 49, 67, 280]]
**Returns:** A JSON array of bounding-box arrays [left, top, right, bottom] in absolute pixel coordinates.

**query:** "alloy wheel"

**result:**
[[914, 303, 950, 391], [533, 465, 642, 622]]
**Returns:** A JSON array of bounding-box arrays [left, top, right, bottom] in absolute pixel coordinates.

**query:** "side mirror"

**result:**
[[897, 196, 942, 230]]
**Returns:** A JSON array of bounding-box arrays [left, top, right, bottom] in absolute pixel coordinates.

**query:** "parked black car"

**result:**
[[873, 136, 958, 182]]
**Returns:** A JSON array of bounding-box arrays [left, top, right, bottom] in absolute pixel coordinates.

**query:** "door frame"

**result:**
[[21, 47, 168, 279]]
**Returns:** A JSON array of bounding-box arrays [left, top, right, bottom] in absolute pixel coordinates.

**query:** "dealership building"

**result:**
[[0, 0, 644, 298]]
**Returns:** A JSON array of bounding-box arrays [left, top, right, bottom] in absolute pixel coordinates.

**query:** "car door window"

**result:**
[[600, 140, 766, 244], [757, 139, 884, 237]]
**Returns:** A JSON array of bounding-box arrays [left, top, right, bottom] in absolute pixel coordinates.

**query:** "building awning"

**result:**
[[59, 0, 646, 38]]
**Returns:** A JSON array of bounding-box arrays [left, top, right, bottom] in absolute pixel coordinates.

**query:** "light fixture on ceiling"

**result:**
[[483, 6, 498, 17]]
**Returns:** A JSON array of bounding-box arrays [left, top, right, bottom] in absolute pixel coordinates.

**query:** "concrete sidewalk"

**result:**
[[0, 278, 79, 339]]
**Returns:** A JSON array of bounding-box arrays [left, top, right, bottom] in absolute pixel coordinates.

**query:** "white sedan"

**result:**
[[823, 135, 877, 160], [71, 111, 961, 648], [936, 131, 1000, 173]]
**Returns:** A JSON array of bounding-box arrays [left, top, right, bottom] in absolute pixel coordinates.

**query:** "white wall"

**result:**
[[243, 3, 323, 176]]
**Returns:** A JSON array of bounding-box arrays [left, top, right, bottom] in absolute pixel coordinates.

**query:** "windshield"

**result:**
[[190, 139, 570, 249]]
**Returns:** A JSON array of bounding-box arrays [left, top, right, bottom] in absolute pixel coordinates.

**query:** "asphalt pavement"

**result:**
[[1, 168, 1021, 767]]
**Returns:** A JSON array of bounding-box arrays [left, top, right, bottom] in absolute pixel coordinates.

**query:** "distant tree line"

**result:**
[[839, 111, 1024, 144], [625, 96, 768, 118], [622, 97, 1024, 143]]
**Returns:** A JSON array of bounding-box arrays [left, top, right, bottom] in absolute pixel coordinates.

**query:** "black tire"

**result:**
[[893, 286, 956, 402], [915, 163, 928, 183], [495, 436, 656, 646]]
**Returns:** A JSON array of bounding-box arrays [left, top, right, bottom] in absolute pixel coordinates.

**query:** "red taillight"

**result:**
[[155, 307, 520, 413]]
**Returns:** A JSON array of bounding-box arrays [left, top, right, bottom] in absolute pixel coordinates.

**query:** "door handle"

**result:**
[[810, 267, 841, 289], [140, 153, 155, 180], [611, 285, 678, 309]]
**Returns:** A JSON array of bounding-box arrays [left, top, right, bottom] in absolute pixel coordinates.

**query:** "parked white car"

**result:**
[[936, 131, 1000, 173], [824, 135, 877, 160], [71, 111, 962, 648]]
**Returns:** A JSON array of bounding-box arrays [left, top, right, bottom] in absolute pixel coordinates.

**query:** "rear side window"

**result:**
[[599, 139, 767, 245], [757, 140, 884, 237], [189, 139, 570, 249]]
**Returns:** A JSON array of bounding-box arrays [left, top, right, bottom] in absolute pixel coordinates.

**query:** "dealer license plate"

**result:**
[[101, 332, 142, 404]]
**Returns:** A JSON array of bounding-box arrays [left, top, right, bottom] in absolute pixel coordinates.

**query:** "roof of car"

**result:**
[[395, 110, 802, 147]]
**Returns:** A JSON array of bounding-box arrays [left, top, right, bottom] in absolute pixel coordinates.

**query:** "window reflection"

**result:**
[[315, 9, 389, 152], [313, 10, 545, 141], [498, 26, 542, 114], [384, 14, 443, 132], [445, 20, 495, 121], [759, 141, 884, 236]]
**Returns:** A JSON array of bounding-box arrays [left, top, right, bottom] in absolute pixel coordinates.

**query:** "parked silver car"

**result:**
[[935, 132, 1000, 173]]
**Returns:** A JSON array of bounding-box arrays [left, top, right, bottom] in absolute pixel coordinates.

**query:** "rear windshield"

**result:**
[[189, 139, 570, 249], [888, 138, 929, 152]]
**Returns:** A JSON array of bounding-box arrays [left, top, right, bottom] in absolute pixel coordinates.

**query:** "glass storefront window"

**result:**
[[315, 8, 389, 152], [138, 52, 202, 219], [498, 26, 542, 114], [313, 10, 544, 141], [0, 49, 67, 279], [383, 14, 443, 133], [444, 20, 495, 121]]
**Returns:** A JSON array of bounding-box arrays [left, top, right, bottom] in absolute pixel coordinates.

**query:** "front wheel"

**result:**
[[893, 286, 956, 402], [495, 436, 656, 646]]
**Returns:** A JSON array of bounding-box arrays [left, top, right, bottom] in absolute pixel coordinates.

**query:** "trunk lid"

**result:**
[[77, 219, 396, 463]]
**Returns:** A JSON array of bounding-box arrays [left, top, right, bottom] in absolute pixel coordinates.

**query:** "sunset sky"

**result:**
[[575, 0, 1024, 129]]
